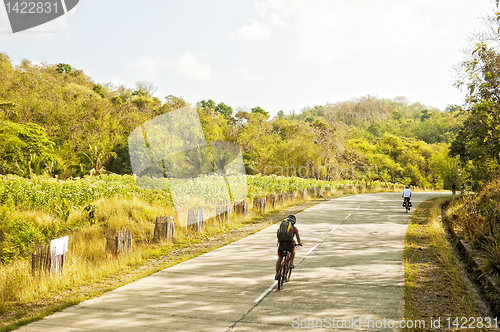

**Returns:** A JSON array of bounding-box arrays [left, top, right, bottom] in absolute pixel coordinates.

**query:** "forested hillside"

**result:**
[[0, 53, 464, 188]]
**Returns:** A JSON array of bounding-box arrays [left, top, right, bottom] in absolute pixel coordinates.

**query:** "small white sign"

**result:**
[[50, 236, 69, 256]]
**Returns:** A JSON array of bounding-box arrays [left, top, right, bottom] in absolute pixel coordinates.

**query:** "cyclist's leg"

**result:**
[[276, 255, 283, 275], [290, 246, 296, 268], [276, 245, 284, 279]]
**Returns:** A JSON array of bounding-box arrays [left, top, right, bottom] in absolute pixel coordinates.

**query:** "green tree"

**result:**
[[215, 102, 233, 117], [451, 3, 500, 185], [0, 121, 55, 176], [55, 63, 72, 74], [200, 99, 216, 110], [81, 145, 117, 176], [93, 84, 106, 98], [251, 106, 269, 119]]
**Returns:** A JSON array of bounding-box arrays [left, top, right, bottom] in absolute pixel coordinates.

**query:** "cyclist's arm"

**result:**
[[295, 229, 301, 244]]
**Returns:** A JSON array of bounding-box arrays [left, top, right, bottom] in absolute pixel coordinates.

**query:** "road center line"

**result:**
[[254, 281, 278, 304], [306, 243, 319, 256], [305, 243, 320, 256]]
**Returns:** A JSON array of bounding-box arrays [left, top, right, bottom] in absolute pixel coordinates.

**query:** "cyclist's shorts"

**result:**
[[278, 242, 294, 257]]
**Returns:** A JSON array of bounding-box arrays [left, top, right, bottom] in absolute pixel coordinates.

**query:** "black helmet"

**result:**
[[405, 185, 410, 189], [287, 215, 296, 225]]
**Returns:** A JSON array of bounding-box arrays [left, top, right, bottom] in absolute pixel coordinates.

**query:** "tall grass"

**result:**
[[0, 197, 173, 311]]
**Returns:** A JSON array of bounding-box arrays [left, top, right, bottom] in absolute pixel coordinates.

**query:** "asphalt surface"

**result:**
[[18, 192, 449, 332]]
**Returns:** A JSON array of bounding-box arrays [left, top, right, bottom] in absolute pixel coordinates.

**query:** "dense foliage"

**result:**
[[0, 53, 463, 189]]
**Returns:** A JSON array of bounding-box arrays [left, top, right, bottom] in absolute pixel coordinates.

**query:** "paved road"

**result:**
[[18, 192, 448, 332]]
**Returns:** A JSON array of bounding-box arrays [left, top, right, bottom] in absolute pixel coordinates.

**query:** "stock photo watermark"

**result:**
[[262, 165, 380, 180], [128, 106, 248, 227], [3, 0, 79, 33], [292, 316, 499, 330]]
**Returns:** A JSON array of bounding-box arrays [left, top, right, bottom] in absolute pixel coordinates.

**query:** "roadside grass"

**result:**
[[404, 198, 489, 331]]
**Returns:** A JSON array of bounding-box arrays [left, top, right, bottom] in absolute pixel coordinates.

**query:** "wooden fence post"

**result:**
[[154, 215, 175, 242], [324, 187, 331, 196], [188, 209, 204, 230], [253, 197, 265, 213], [106, 229, 132, 255], [233, 201, 248, 216], [168, 216, 175, 241], [31, 243, 66, 276], [216, 201, 232, 223]]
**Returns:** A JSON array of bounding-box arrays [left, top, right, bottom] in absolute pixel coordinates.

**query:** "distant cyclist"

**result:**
[[402, 185, 412, 208], [452, 182, 457, 195], [275, 215, 302, 280]]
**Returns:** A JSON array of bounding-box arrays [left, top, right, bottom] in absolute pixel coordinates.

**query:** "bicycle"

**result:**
[[403, 197, 411, 213], [277, 243, 302, 290]]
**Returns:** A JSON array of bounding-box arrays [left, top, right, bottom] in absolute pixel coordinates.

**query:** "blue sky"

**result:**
[[0, 0, 494, 115]]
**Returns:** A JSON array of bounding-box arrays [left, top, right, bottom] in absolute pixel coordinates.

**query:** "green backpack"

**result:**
[[277, 220, 294, 242]]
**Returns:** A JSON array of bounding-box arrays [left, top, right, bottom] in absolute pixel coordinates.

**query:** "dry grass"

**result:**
[[11, 210, 56, 229], [0, 197, 175, 314]]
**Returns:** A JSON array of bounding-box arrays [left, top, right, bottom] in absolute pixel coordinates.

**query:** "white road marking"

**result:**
[[254, 281, 278, 304], [305, 243, 320, 256]]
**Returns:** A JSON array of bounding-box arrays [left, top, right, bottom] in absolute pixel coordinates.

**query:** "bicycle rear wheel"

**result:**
[[277, 262, 284, 290], [286, 263, 292, 282]]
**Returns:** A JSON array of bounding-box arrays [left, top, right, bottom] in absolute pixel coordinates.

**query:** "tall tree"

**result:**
[[451, 2, 500, 184]]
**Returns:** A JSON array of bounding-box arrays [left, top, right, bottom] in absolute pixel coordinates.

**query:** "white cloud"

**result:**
[[237, 66, 260, 82], [177, 52, 212, 80], [240, 0, 434, 64], [129, 52, 212, 81], [228, 19, 272, 41], [128, 54, 171, 77], [254, 0, 292, 26]]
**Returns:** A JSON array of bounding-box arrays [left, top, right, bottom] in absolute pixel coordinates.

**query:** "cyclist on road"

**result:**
[[402, 185, 412, 208], [275, 215, 302, 280], [452, 182, 457, 195]]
